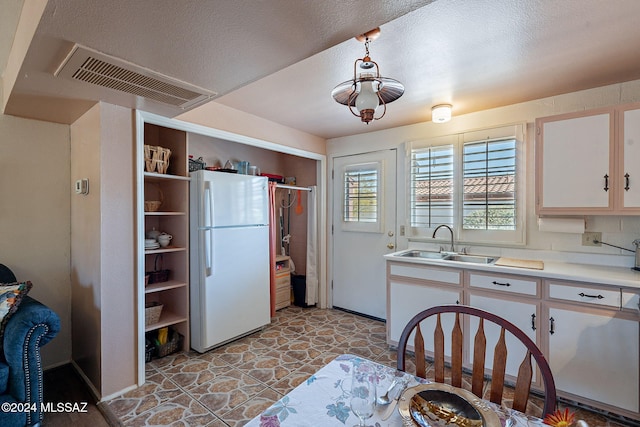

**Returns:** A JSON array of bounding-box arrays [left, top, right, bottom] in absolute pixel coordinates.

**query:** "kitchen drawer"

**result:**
[[547, 280, 621, 309], [388, 262, 462, 286], [275, 287, 291, 310], [622, 289, 640, 312], [276, 275, 290, 290], [467, 272, 539, 296]]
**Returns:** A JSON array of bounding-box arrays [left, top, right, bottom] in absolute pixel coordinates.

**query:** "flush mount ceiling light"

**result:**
[[331, 28, 404, 124], [432, 104, 453, 123]]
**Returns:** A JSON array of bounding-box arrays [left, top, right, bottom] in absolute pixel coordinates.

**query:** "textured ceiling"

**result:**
[[4, 0, 640, 139]]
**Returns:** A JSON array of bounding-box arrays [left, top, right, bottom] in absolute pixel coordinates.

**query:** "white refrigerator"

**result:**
[[190, 170, 271, 353]]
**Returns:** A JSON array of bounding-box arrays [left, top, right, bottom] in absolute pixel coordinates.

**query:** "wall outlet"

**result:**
[[582, 232, 602, 246]]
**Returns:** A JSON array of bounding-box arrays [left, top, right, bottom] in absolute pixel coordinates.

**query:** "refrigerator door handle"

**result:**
[[205, 228, 213, 276], [204, 180, 213, 228]]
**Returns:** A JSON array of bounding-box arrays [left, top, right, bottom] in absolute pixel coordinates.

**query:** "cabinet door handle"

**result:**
[[549, 317, 555, 335], [531, 313, 536, 331], [625, 173, 630, 191], [604, 174, 609, 192], [578, 292, 604, 299], [491, 281, 511, 287]]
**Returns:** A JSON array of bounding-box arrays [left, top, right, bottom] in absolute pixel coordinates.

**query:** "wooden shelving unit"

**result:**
[[141, 123, 190, 354]]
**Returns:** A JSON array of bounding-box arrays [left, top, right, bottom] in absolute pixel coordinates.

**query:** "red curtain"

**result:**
[[268, 182, 277, 317]]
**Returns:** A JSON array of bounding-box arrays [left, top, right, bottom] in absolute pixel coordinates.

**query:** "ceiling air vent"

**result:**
[[55, 44, 216, 110]]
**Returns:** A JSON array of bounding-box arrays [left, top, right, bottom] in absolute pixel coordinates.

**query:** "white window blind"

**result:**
[[462, 138, 516, 230], [408, 124, 524, 245], [343, 166, 378, 223], [410, 145, 454, 228]]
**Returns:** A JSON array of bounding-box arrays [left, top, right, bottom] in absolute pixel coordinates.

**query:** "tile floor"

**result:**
[[101, 306, 637, 427]]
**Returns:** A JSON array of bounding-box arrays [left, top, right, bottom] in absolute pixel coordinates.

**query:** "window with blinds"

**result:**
[[343, 166, 378, 223], [462, 138, 516, 230], [410, 145, 454, 228], [408, 124, 524, 244]]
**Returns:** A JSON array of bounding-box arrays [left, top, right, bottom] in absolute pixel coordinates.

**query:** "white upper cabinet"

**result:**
[[620, 106, 640, 209], [536, 103, 640, 214], [536, 109, 614, 213]]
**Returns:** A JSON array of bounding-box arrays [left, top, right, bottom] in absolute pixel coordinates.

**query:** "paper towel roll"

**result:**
[[537, 217, 585, 233]]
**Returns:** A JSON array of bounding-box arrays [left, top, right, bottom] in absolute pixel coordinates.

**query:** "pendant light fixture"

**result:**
[[331, 28, 404, 124]]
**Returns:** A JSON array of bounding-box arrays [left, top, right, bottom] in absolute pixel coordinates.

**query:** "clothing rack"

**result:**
[[275, 183, 312, 191]]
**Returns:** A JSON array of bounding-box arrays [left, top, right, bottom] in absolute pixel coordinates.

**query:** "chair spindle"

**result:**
[[471, 318, 487, 397], [451, 312, 463, 387], [513, 350, 533, 413], [434, 314, 445, 382], [489, 327, 508, 405], [415, 323, 426, 378]]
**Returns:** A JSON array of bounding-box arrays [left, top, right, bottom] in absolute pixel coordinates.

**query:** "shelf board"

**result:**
[[144, 172, 190, 181], [145, 246, 186, 254], [145, 310, 188, 332], [145, 280, 187, 294]]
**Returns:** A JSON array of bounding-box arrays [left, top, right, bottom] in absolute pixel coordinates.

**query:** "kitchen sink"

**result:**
[[443, 254, 496, 264], [394, 250, 496, 264], [397, 250, 448, 259]]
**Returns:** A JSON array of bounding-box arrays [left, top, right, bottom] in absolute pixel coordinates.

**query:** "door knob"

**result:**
[[387, 243, 395, 249]]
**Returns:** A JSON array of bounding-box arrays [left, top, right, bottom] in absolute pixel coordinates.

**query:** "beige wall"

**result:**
[[189, 133, 317, 274], [70, 104, 102, 389], [327, 79, 640, 257], [0, 112, 71, 368], [71, 102, 136, 398], [177, 102, 326, 156]]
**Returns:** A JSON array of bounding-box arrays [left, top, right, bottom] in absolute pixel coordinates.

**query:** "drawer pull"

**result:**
[[549, 317, 555, 335], [531, 313, 536, 331], [578, 292, 604, 299], [492, 281, 511, 287], [604, 174, 609, 192]]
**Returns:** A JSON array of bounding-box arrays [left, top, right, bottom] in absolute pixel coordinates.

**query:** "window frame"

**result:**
[[341, 161, 384, 233], [407, 124, 526, 246]]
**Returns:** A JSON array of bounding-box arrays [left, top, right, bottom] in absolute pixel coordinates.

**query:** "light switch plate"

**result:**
[[75, 179, 89, 195]]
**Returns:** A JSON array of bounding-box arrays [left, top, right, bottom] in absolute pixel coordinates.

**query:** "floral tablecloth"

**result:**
[[246, 354, 548, 427]]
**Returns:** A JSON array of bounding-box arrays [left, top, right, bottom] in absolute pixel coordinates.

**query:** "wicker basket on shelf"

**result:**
[[144, 144, 172, 174], [144, 186, 164, 212], [145, 301, 163, 326]]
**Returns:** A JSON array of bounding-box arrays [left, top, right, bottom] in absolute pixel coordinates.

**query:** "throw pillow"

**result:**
[[0, 281, 33, 347]]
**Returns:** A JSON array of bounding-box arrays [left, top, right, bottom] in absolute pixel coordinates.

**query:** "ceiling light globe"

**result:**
[[356, 80, 379, 113], [432, 104, 452, 123]]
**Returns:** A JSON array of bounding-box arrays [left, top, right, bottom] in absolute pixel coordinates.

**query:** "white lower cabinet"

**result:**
[[468, 293, 539, 379], [386, 259, 640, 420], [545, 279, 640, 415], [387, 263, 462, 352], [547, 304, 639, 413]]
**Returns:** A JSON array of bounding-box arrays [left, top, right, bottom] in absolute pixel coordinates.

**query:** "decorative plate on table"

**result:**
[[398, 383, 501, 427]]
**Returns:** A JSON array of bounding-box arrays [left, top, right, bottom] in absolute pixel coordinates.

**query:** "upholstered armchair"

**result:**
[[0, 264, 60, 427]]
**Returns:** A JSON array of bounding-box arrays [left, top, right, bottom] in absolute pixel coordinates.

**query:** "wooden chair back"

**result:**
[[396, 305, 556, 417]]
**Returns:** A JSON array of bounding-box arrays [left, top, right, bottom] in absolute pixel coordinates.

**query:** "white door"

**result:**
[[332, 150, 396, 319]]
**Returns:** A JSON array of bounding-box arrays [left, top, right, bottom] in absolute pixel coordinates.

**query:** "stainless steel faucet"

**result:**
[[633, 239, 640, 271], [432, 224, 455, 253]]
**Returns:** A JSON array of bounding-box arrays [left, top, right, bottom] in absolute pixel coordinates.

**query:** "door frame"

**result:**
[[135, 111, 328, 385], [327, 148, 403, 312]]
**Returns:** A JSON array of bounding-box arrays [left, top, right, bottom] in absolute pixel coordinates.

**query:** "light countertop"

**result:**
[[384, 250, 640, 290]]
